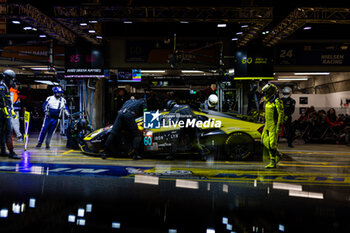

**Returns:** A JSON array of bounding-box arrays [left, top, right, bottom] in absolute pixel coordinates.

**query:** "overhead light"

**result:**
[[80, 23, 87, 26], [234, 77, 274, 80], [141, 70, 166, 73], [273, 182, 302, 191], [123, 21, 133, 24], [289, 190, 324, 199], [217, 24, 227, 28], [112, 222, 121, 229], [88, 20, 98, 24], [23, 27, 32, 30], [303, 26, 312, 30], [134, 175, 159, 185], [241, 24, 248, 28], [88, 30, 96, 33], [32, 27, 37, 31], [181, 70, 204, 73], [31, 67, 49, 70], [175, 179, 199, 189], [35, 80, 60, 85], [294, 72, 330, 75], [180, 21, 189, 24], [12, 20, 20, 24], [39, 35, 47, 38], [96, 36, 103, 39], [278, 78, 308, 81], [236, 32, 243, 35], [206, 229, 215, 233], [231, 38, 238, 41]]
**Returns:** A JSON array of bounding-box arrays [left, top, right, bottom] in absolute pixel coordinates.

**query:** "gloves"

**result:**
[[3, 107, 9, 118], [11, 109, 17, 119]]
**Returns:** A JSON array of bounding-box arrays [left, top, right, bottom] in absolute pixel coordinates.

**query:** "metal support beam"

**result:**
[[1, 3, 76, 45], [263, 7, 350, 46], [54, 6, 273, 46]]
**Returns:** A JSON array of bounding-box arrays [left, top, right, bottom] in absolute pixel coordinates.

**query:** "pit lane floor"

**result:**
[[0, 134, 350, 232]]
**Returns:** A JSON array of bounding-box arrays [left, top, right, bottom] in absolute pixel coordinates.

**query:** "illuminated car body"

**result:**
[[81, 110, 264, 161]]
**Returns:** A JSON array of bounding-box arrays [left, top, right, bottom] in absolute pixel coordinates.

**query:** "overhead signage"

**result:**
[[276, 44, 350, 66], [65, 47, 104, 78], [1, 46, 64, 60], [234, 48, 274, 79]]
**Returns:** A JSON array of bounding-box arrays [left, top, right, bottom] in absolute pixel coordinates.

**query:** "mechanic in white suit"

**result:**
[[36, 86, 70, 149]]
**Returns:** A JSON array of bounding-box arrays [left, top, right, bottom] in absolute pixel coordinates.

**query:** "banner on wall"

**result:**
[[1, 46, 65, 60]]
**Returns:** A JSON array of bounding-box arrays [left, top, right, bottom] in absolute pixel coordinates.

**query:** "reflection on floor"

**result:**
[[0, 133, 350, 232]]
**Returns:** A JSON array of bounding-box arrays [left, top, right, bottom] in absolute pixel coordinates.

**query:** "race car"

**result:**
[[80, 110, 264, 161]]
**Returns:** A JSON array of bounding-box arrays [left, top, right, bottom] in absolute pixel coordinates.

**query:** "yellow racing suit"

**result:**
[[262, 97, 284, 168]]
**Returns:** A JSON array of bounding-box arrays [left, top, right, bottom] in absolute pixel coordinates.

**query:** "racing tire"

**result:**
[[224, 132, 254, 161]]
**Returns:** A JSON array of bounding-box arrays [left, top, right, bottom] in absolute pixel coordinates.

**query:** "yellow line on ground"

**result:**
[[279, 163, 350, 168], [62, 149, 75, 155], [282, 151, 350, 155]]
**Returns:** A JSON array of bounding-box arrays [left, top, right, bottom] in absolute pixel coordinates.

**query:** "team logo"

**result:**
[[143, 110, 161, 129]]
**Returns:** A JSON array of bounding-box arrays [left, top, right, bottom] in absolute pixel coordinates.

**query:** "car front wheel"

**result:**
[[224, 132, 254, 161]]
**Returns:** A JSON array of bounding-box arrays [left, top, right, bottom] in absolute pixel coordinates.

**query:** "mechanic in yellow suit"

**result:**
[[261, 83, 284, 169]]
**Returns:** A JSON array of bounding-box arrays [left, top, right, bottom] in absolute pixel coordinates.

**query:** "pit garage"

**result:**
[[0, 1, 350, 233]]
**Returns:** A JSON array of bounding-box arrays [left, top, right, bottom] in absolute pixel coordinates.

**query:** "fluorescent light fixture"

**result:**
[[112, 222, 121, 229], [234, 77, 274, 80], [207, 229, 215, 233], [39, 35, 47, 38], [169, 229, 177, 233], [23, 27, 32, 30], [231, 38, 238, 41], [141, 70, 166, 73], [35, 80, 60, 85], [0, 209, 8, 218], [227, 224, 232, 230], [12, 20, 20, 24], [31, 67, 49, 70], [217, 24, 227, 28], [176, 179, 199, 189], [241, 24, 248, 28], [88, 20, 98, 23], [77, 218, 86, 226], [68, 214, 76, 222], [96, 36, 103, 39], [278, 78, 308, 81], [80, 23, 87, 26], [29, 198, 36, 208], [181, 70, 204, 73], [180, 21, 189, 24], [289, 190, 324, 199], [88, 30, 96, 33], [86, 204, 92, 213], [12, 203, 20, 214], [77, 208, 85, 217], [222, 217, 228, 224], [236, 32, 243, 35], [273, 182, 302, 191], [134, 175, 159, 185], [294, 72, 330, 75], [32, 27, 37, 31], [303, 26, 312, 30], [123, 21, 133, 24]]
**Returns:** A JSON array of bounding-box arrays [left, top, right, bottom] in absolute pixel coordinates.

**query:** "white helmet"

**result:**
[[282, 86, 292, 98], [208, 94, 218, 108], [3, 69, 16, 79]]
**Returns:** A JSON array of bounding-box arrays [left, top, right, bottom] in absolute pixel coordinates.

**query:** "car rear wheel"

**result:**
[[224, 132, 254, 161]]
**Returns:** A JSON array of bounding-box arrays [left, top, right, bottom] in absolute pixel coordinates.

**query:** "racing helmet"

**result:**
[[208, 94, 218, 108], [2, 69, 16, 87], [167, 100, 177, 110], [282, 86, 292, 98], [262, 83, 278, 102], [52, 86, 63, 94]]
